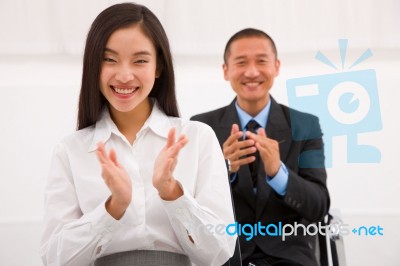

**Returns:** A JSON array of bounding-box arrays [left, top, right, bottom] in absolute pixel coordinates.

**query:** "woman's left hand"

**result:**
[[153, 127, 188, 200], [96, 142, 132, 219]]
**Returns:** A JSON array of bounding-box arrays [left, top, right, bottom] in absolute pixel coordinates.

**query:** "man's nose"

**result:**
[[244, 63, 259, 77]]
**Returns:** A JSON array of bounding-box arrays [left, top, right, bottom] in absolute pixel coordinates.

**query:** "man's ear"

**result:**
[[274, 59, 281, 77], [223, 63, 229, 81]]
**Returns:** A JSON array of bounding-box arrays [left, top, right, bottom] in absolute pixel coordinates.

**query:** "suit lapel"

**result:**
[[255, 166, 270, 219], [214, 100, 238, 143], [266, 97, 292, 164], [255, 97, 293, 220]]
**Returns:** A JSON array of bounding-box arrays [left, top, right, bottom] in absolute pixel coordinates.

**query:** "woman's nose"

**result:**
[[115, 66, 134, 83]]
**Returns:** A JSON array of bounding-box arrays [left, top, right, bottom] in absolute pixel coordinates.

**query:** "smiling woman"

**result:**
[[39, 3, 236, 266], [99, 25, 157, 144], [100, 25, 157, 116]]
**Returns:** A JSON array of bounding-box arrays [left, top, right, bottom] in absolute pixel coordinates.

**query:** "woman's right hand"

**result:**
[[96, 142, 132, 220]]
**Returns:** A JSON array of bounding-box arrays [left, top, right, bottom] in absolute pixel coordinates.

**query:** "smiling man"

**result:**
[[191, 28, 330, 266]]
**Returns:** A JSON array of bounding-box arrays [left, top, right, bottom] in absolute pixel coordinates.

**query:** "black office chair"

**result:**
[[222, 238, 242, 266], [318, 210, 347, 266]]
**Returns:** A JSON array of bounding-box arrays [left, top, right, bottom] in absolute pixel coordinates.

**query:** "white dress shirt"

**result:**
[[40, 103, 236, 266]]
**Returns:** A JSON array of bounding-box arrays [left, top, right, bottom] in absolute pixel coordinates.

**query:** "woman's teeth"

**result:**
[[113, 87, 136, 94]]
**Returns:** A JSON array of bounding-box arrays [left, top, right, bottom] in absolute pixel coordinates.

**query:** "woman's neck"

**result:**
[[109, 99, 153, 144]]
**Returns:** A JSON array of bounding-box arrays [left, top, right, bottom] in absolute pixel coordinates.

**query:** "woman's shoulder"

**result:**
[[56, 125, 96, 148], [168, 116, 212, 129], [167, 116, 216, 139]]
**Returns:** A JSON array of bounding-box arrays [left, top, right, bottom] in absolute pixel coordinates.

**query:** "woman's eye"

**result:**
[[135, 60, 148, 64], [103, 58, 116, 63]]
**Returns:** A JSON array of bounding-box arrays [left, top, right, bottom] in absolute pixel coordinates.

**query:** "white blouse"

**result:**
[[40, 103, 236, 266]]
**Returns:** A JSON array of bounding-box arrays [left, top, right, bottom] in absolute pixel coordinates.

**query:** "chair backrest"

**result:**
[[318, 211, 347, 266]]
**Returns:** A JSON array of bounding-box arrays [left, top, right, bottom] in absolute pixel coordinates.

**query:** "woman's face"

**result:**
[[100, 24, 158, 114]]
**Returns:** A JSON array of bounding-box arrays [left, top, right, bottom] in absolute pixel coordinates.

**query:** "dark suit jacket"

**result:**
[[191, 98, 330, 266]]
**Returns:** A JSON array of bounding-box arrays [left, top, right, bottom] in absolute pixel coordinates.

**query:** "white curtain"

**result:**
[[1, 0, 399, 55]]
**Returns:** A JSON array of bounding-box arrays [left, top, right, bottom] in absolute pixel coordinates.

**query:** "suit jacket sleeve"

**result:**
[[282, 112, 330, 222]]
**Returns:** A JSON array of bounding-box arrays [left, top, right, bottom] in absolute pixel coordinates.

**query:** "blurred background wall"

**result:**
[[0, 0, 399, 265]]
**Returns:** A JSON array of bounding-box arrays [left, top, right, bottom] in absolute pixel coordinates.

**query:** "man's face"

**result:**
[[223, 36, 280, 110]]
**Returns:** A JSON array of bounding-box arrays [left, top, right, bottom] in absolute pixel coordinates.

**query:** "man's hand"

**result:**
[[245, 128, 281, 177], [97, 142, 132, 220], [223, 124, 257, 174], [153, 128, 188, 201]]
